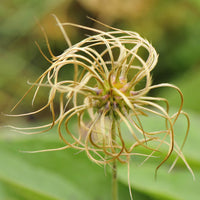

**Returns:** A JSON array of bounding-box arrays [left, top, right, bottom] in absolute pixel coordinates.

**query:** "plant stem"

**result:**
[[112, 159, 118, 200], [111, 119, 118, 200]]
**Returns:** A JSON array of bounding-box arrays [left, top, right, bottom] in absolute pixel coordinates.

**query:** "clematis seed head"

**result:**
[[7, 16, 194, 181]]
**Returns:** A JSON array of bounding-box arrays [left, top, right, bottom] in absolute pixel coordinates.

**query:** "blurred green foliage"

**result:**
[[1, 111, 200, 200], [0, 0, 200, 199]]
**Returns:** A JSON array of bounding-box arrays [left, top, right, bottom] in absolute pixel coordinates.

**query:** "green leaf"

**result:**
[[1, 110, 199, 200], [118, 163, 200, 200], [0, 129, 112, 200], [117, 111, 200, 200], [0, 149, 90, 200]]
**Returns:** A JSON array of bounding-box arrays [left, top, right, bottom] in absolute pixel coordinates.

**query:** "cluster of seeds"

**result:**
[[8, 16, 193, 179]]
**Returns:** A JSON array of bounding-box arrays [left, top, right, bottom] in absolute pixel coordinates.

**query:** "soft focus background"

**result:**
[[0, 0, 200, 199]]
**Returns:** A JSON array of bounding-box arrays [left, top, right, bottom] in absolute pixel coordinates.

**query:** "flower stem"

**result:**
[[112, 159, 118, 200], [111, 119, 118, 200]]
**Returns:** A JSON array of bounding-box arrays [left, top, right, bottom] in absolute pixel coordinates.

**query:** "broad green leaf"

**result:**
[[0, 128, 160, 200], [1, 110, 199, 200], [118, 163, 200, 200], [0, 129, 113, 200], [117, 111, 200, 200], [0, 149, 90, 200], [136, 110, 200, 167]]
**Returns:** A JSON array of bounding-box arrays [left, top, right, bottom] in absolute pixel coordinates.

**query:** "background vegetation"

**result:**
[[0, 0, 200, 199]]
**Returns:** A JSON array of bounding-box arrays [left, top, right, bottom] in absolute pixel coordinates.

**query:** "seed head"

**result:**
[[8, 16, 194, 179]]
